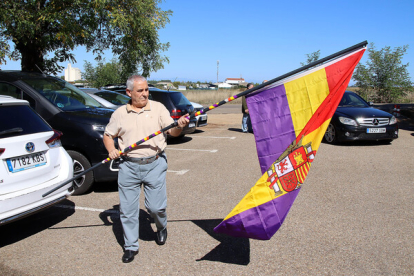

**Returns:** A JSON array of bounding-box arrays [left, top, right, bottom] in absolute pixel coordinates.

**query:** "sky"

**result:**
[[2, 0, 414, 84]]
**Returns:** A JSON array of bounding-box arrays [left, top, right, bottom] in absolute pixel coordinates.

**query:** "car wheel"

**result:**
[[324, 123, 337, 144], [67, 150, 94, 195]]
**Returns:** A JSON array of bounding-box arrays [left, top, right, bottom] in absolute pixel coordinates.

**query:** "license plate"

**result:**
[[367, 128, 386, 133], [6, 152, 47, 173], [189, 122, 196, 128]]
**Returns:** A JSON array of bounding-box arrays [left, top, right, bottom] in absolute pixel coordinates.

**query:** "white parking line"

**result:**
[[186, 135, 236, 140], [166, 148, 218, 153], [167, 169, 189, 175], [55, 204, 119, 214]]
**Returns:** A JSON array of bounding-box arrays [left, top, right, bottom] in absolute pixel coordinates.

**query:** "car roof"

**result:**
[[0, 70, 57, 82], [0, 95, 29, 106]]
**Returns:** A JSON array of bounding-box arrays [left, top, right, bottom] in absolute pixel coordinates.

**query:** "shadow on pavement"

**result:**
[[168, 219, 250, 265], [99, 207, 157, 250], [0, 199, 75, 248], [101, 213, 251, 265], [191, 219, 250, 265]]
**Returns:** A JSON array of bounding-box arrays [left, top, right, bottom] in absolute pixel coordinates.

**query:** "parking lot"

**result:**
[[1, 108, 413, 275]]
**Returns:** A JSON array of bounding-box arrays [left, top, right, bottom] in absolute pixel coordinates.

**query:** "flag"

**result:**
[[214, 46, 366, 240]]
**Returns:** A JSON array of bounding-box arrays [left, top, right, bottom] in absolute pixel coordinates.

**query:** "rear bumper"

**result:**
[[196, 114, 208, 127], [0, 179, 73, 225]]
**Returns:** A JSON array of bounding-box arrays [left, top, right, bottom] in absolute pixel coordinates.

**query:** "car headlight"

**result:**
[[389, 116, 397, 125], [92, 125, 106, 131], [339, 116, 358, 126]]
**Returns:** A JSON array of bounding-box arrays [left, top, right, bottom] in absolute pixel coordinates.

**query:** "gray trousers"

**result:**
[[118, 153, 168, 251]]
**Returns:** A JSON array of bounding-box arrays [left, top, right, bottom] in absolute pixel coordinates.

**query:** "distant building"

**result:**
[[157, 82, 175, 89], [225, 78, 245, 85], [214, 82, 232, 89], [178, 85, 186, 90], [64, 64, 82, 82]]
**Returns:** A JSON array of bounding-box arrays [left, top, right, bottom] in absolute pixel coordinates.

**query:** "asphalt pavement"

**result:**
[[0, 107, 413, 275]]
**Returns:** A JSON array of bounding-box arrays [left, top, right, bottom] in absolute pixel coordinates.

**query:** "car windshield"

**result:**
[[95, 91, 130, 105], [23, 77, 104, 111], [338, 93, 369, 108]]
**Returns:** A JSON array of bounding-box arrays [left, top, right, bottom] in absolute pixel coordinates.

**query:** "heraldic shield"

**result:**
[[267, 139, 315, 195]]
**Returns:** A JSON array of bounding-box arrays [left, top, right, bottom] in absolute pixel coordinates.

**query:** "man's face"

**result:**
[[126, 80, 149, 108]]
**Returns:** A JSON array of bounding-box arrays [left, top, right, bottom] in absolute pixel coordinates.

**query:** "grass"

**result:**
[[182, 87, 414, 106], [181, 89, 245, 105]]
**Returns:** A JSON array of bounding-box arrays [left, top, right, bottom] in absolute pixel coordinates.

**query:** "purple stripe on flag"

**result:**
[[214, 188, 301, 240], [246, 85, 296, 174]]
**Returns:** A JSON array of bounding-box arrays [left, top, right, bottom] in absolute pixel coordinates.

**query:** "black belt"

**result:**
[[122, 152, 163, 165]]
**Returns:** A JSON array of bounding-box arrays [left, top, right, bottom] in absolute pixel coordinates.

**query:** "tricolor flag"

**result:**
[[214, 43, 366, 240]]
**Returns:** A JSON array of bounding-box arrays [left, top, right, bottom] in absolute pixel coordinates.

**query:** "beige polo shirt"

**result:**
[[104, 100, 174, 158]]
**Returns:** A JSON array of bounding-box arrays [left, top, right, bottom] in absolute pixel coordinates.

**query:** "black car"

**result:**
[[0, 71, 117, 195], [324, 91, 398, 144], [148, 88, 197, 136]]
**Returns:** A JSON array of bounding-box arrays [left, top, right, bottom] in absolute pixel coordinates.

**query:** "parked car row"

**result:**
[[0, 71, 396, 226]]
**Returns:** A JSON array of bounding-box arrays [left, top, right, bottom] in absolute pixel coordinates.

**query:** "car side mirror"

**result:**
[[368, 101, 374, 106]]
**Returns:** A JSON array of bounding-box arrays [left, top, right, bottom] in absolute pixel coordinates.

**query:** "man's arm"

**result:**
[[167, 114, 190, 137], [103, 133, 120, 159]]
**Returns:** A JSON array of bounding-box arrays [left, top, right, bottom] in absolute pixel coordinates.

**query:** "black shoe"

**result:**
[[122, 250, 138, 263], [156, 228, 167, 245]]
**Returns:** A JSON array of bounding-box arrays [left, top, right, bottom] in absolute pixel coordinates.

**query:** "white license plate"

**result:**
[[189, 122, 196, 128], [367, 128, 386, 133], [6, 152, 47, 173]]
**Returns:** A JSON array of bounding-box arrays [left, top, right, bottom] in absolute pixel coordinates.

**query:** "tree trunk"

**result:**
[[17, 42, 45, 72]]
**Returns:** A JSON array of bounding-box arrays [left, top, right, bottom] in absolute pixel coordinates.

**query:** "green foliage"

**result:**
[[353, 43, 413, 103], [300, 50, 320, 66], [0, 0, 171, 76], [83, 58, 131, 88]]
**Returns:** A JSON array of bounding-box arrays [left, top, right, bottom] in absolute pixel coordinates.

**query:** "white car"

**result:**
[[0, 96, 74, 225], [191, 102, 208, 127]]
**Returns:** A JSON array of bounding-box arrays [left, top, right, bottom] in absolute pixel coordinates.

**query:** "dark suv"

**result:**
[[0, 71, 116, 195], [148, 88, 197, 136]]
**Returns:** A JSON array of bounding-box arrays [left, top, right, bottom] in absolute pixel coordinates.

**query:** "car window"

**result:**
[[22, 77, 104, 111], [0, 82, 21, 99], [168, 92, 192, 107], [96, 91, 130, 105], [339, 93, 369, 107], [0, 105, 51, 138], [149, 92, 174, 110]]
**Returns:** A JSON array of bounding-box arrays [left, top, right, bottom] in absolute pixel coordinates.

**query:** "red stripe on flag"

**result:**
[[295, 49, 365, 144]]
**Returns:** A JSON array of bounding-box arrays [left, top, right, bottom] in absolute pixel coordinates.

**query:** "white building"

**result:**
[[64, 64, 82, 82], [225, 78, 245, 85]]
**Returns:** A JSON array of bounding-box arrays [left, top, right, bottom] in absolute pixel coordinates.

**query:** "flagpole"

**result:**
[[42, 40, 367, 198]]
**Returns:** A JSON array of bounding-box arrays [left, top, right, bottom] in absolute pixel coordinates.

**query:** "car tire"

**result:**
[[67, 150, 94, 195], [324, 123, 337, 144]]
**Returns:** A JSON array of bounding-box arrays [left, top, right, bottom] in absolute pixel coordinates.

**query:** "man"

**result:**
[[103, 75, 189, 263], [241, 83, 254, 133]]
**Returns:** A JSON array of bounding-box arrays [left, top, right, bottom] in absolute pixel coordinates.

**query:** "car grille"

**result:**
[[357, 118, 389, 126]]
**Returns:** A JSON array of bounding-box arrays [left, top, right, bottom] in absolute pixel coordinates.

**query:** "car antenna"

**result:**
[[35, 64, 46, 76]]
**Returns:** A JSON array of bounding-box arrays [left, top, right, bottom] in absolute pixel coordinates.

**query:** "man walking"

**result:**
[[103, 75, 189, 263]]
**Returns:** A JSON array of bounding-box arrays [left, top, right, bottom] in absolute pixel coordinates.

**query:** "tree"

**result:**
[[301, 50, 320, 66], [353, 43, 413, 102], [0, 0, 171, 76], [83, 58, 129, 88]]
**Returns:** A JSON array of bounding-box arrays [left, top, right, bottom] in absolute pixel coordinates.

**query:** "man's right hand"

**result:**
[[108, 149, 121, 160]]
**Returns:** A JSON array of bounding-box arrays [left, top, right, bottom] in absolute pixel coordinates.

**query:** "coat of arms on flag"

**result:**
[[267, 138, 315, 195]]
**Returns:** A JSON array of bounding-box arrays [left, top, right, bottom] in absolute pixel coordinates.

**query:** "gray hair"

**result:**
[[126, 75, 147, 90]]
